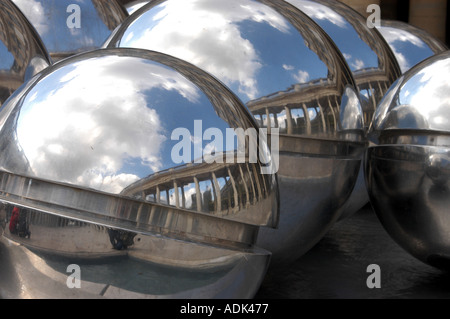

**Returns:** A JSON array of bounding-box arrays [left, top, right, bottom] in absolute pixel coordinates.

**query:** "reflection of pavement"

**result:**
[[256, 204, 450, 299], [3, 223, 126, 259]]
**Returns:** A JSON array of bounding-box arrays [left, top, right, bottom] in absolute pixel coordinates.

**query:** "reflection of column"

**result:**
[[181, 186, 186, 208], [174, 181, 180, 208], [316, 101, 327, 133], [327, 96, 337, 130], [227, 167, 239, 212], [156, 186, 160, 203], [339, 0, 380, 18], [246, 164, 257, 205], [211, 172, 221, 212], [301, 103, 311, 135], [239, 166, 250, 207], [193, 176, 202, 212], [409, 0, 447, 43], [284, 106, 293, 135]]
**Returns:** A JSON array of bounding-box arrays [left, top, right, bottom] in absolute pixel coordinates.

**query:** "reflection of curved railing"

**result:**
[[247, 77, 365, 143], [0, 170, 259, 249], [121, 154, 274, 226]]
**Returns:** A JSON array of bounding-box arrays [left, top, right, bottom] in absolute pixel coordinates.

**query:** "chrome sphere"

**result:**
[[104, 0, 366, 264], [376, 19, 448, 74], [366, 51, 450, 269], [0, 0, 51, 106], [286, 0, 402, 219], [12, 0, 128, 61], [0, 48, 279, 298]]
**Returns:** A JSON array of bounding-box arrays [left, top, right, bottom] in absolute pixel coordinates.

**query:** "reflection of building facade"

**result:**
[[92, 0, 128, 31], [0, 1, 47, 104], [121, 155, 272, 222], [247, 78, 343, 138]]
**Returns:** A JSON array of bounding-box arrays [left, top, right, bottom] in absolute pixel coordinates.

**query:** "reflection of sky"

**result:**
[[377, 26, 433, 73], [0, 41, 14, 71], [114, 0, 328, 103], [287, 0, 379, 71], [13, 0, 117, 55], [395, 58, 450, 130], [15, 54, 233, 193]]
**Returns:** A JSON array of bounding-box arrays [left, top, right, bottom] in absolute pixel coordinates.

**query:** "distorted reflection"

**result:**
[[366, 51, 450, 270], [108, 228, 136, 250], [14, 55, 205, 193], [287, 0, 401, 124], [0, 202, 270, 298], [110, 0, 332, 103], [12, 0, 127, 60], [388, 58, 450, 131], [377, 20, 448, 73], [0, 1, 51, 106], [0, 49, 278, 228], [8, 206, 31, 238]]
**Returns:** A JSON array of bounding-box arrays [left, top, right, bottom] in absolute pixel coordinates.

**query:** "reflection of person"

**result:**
[[9, 206, 31, 238], [9, 207, 19, 235], [107, 228, 136, 250]]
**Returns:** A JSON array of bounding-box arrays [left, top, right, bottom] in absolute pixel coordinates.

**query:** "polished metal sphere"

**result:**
[[286, 0, 402, 219], [104, 0, 366, 264], [0, 0, 51, 106], [366, 51, 450, 269], [376, 19, 448, 74], [0, 48, 279, 298], [12, 0, 128, 61]]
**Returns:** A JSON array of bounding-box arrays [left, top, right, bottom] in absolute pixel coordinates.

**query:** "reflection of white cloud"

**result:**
[[287, 0, 348, 28], [293, 70, 309, 83], [378, 27, 425, 48], [342, 53, 365, 70], [17, 56, 200, 193], [13, 0, 49, 35], [350, 58, 365, 70], [377, 27, 425, 73], [402, 58, 450, 130], [123, 0, 290, 100]]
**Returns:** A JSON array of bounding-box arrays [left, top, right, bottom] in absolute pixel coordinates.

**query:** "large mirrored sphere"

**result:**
[[104, 0, 366, 264], [376, 19, 448, 74], [366, 51, 450, 269], [0, 0, 51, 106], [12, 0, 128, 61], [286, 0, 402, 219], [0, 48, 279, 298]]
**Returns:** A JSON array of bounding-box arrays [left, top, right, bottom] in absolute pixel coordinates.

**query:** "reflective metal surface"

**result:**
[[12, 0, 128, 61], [366, 51, 450, 269], [0, 0, 51, 106], [124, 0, 149, 14], [0, 48, 279, 298], [376, 20, 448, 74], [286, 0, 402, 219], [104, 0, 366, 264]]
